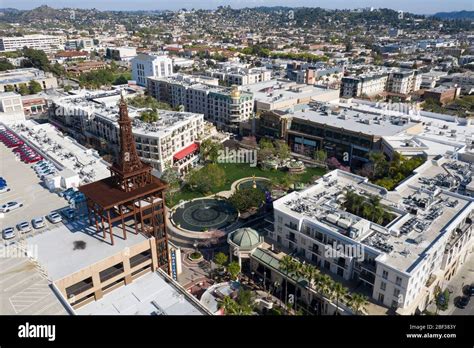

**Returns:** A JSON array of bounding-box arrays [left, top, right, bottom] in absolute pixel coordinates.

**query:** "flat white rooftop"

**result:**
[[274, 161, 473, 273], [11, 121, 110, 184], [26, 220, 147, 281], [76, 271, 206, 315]]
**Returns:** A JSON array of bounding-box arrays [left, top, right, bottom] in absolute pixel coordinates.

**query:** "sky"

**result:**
[[0, 0, 473, 15]]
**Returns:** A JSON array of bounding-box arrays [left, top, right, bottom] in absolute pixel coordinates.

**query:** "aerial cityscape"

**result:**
[[0, 1, 473, 344]]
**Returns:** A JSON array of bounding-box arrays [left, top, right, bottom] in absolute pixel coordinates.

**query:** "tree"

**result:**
[[368, 151, 387, 178], [199, 139, 223, 164], [161, 168, 180, 201], [279, 255, 297, 305], [186, 164, 225, 194], [140, 110, 158, 123], [274, 140, 290, 160], [214, 252, 228, 270], [313, 149, 327, 163], [113, 74, 128, 85], [435, 288, 450, 313], [21, 48, 50, 72], [218, 296, 239, 315], [331, 282, 348, 315], [0, 59, 14, 71], [227, 261, 241, 280], [28, 80, 42, 94], [18, 83, 29, 96], [229, 187, 265, 212], [349, 293, 368, 315]]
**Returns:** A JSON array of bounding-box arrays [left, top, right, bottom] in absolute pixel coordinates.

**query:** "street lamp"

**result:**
[[251, 271, 255, 282]]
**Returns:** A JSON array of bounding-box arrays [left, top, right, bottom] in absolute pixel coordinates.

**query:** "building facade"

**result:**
[[0, 35, 64, 53], [147, 74, 254, 133], [270, 163, 474, 314], [131, 53, 173, 87]]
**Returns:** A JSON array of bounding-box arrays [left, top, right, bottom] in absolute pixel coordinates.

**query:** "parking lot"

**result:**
[[0, 246, 68, 315], [0, 141, 68, 243]]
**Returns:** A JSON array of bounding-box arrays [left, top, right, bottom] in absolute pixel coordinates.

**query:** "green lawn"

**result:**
[[166, 163, 326, 207]]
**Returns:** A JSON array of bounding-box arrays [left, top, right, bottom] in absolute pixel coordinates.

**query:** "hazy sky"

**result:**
[[1, 0, 473, 14]]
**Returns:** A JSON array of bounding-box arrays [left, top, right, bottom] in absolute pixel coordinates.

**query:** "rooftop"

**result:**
[[274, 161, 473, 274], [242, 79, 337, 106], [11, 120, 110, 185], [289, 103, 418, 137], [26, 221, 148, 281], [53, 89, 204, 139], [76, 270, 207, 315], [0, 68, 52, 85]]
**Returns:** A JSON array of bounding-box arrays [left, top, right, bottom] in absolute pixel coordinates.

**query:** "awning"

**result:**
[[173, 142, 199, 161]]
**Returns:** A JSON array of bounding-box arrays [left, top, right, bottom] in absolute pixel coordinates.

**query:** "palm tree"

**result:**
[[279, 255, 296, 306], [332, 283, 348, 315], [218, 296, 238, 315], [319, 274, 334, 298], [369, 151, 386, 179], [349, 293, 368, 315], [292, 262, 306, 310]]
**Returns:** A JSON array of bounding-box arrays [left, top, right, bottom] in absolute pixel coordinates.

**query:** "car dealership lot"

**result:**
[[0, 141, 67, 242]]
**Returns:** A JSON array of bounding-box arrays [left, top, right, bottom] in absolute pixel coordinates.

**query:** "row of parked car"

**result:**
[[59, 187, 86, 205], [0, 128, 24, 148], [33, 159, 57, 179], [13, 144, 43, 164], [1, 209, 74, 240]]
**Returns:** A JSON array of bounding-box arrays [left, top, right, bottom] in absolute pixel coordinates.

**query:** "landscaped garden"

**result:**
[[166, 163, 326, 207]]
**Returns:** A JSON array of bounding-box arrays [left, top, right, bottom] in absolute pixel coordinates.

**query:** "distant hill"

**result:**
[[432, 10, 474, 20]]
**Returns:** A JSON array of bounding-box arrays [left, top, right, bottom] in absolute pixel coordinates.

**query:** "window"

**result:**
[[378, 293, 385, 303], [395, 276, 402, 286], [394, 288, 400, 297], [382, 270, 388, 280], [380, 282, 386, 291]]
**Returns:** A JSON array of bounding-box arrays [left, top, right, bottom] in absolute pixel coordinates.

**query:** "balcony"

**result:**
[[359, 271, 375, 285], [360, 261, 377, 274], [284, 223, 298, 231]]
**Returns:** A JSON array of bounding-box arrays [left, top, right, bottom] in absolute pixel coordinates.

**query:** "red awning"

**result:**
[[173, 143, 199, 161]]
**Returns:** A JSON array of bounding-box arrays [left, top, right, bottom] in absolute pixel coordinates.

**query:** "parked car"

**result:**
[[16, 221, 31, 233], [2, 227, 15, 240], [46, 212, 62, 224], [59, 188, 75, 198], [32, 216, 46, 229], [0, 201, 23, 213], [456, 296, 470, 309], [61, 208, 75, 220], [0, 185, 11, 194], [468, 284, 474, 297]]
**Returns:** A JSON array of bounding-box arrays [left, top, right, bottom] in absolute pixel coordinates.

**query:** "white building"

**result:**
[[106, 47, 137, 61], [340, 68, 421, 98], [270, 161, 474, 314], [0, 92, 25, 124], [147, 74, 254, 133], [131, 53, 173, 87], [0, 68, 58, 93], [388, 70, 421, 95], [206, 65, 272, 85], [49, 89, 207, 174], [341, 73, 389, 98], [0, 35, 64, 53]]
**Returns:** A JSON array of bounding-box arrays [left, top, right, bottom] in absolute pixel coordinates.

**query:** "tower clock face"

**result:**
[[124, 152, 130, 162]]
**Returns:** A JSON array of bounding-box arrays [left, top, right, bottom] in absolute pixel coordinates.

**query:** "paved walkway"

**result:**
[[443, 252, 474, 315]]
